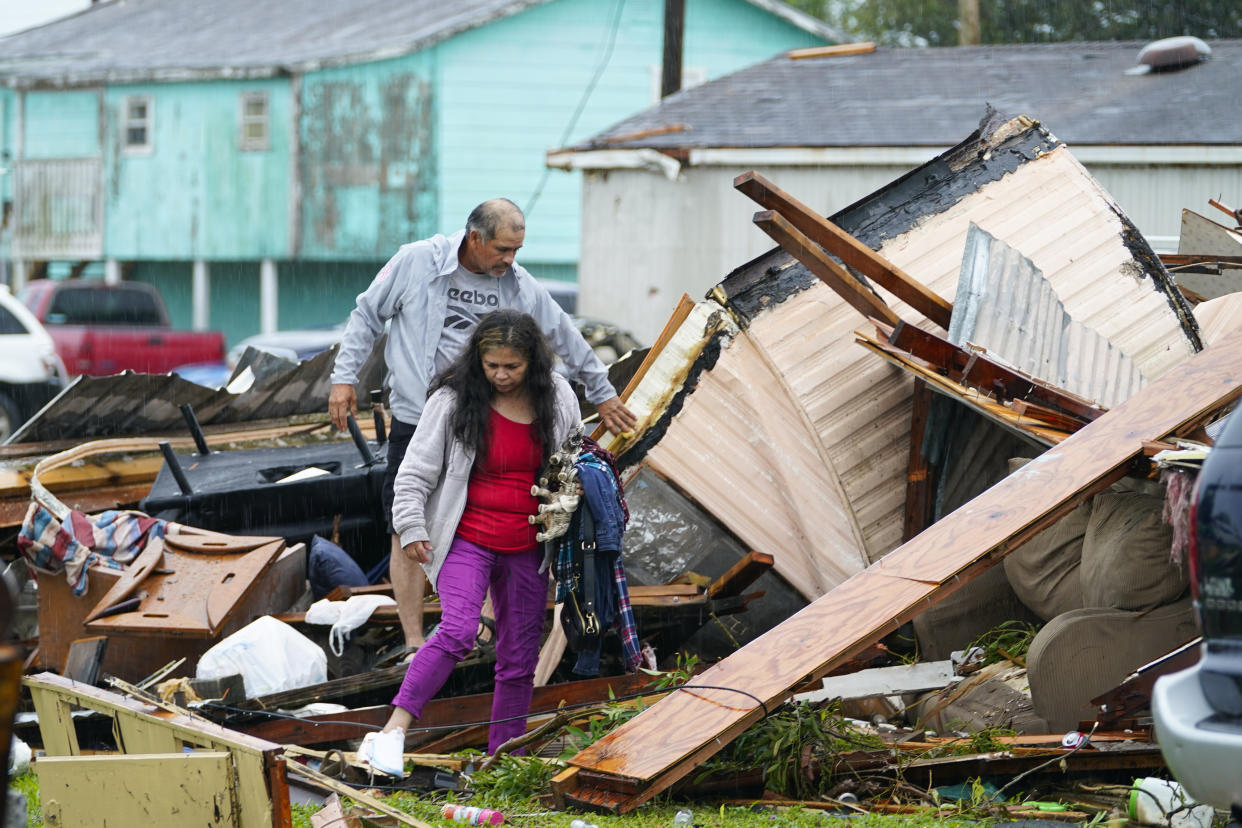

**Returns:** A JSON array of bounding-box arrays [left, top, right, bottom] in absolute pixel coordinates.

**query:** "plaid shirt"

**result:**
[[554, 451, 641, 671]]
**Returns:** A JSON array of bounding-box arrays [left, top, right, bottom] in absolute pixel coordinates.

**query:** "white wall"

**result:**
[[576, 159, 1242, 344]]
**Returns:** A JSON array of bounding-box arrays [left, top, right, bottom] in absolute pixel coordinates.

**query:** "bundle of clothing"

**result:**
[[553, 437, 641, 676], [17, 503, 164, 596]]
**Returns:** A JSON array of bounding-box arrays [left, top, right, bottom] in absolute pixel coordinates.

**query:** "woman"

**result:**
[[358, 309, 582, 777]]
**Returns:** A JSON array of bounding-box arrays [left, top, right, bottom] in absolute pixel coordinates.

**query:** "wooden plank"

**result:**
[[786, 41, 876, 59], [886, 320, 1102, 423], [284, 758, 433, 828], [236, 671, 656, 745], [590, 294, 696, 443], [856, 330, 1072, 447], [560, 321, 1242, 813], [752, 210, 901, 327], [600, 124, 687, 144], [903, 380, 935, 543], [706, 551, 774, 599], [736, 171, 952, 329], [83, 536, 165, 624]]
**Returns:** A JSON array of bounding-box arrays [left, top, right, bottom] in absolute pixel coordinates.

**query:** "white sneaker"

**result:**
[[357, 729, 405, 778]]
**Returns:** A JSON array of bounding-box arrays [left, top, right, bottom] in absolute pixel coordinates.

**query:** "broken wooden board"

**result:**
[[856, 328, 1076, 447], [85, 538, 290, 635], [235, 670, 656, 747], [26, 671, 291, 828], [555, 321, 1242, 814], [735, 170, 953, 329], [37, 538, 305, 681]]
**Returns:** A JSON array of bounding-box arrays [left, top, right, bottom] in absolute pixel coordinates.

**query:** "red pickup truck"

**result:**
[[20, 280, 226, 377]]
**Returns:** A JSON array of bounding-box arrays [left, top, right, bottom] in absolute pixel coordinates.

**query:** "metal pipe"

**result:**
[[179, 403, 211, 455], [345, 414, 375, 465], [370, 388, 387, 445], [158, 441, 194, 495]]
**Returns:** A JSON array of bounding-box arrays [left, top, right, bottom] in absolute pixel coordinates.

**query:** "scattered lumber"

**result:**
[[552, 319, 1242, 814]]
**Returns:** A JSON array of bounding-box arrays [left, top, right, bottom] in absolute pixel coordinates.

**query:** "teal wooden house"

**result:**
[[0, 0, 833, 348]]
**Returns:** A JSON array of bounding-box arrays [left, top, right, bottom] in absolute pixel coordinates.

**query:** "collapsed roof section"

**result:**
[[8, 343, 385, 445], [606, 113, 1201, 605]]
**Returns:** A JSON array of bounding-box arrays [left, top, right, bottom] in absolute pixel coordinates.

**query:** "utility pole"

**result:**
[[661, 0, 685, 98], [959, 0, 980, 45]]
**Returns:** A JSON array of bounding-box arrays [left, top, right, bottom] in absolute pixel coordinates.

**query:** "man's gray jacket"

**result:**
[[331, 229, 615, 425]]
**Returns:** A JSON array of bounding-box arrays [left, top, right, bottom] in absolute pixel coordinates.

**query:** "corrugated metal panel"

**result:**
[[950, 223, 1145, 409], [8, 344, 384, 444], [13, 158, 102, 260], [874, 146, 1194, 382]]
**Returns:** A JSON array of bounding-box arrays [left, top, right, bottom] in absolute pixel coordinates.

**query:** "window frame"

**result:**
[[122, 94, 154, 155], [239, 91, 270, 152]]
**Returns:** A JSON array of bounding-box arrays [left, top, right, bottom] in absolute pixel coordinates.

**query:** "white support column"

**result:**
[[11, 260, 27, 293], [191, 259, 210, 331], [259, 258, 278, 334], [104, 259, 121, 284]]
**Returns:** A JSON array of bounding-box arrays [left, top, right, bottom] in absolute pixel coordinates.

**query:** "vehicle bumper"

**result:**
[[1153, 662, 1242, 810]]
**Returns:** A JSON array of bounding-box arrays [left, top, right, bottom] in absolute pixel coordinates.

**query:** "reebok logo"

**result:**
[[448, 288, 499, 307]]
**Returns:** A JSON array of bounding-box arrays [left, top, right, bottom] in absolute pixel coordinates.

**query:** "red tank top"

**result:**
[[456, 408, 542, 552]]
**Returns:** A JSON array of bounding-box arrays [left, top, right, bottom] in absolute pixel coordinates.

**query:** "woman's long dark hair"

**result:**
[[429, 309, 559, 463]]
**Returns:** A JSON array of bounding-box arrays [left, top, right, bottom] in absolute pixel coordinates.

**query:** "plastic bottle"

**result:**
[[1129, 778, 1213, 828], [672, 809, 693, 826], [440, 804, 505, 825]]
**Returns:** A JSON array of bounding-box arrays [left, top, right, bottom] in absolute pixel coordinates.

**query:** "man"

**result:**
[[329, 198, 636, 655]]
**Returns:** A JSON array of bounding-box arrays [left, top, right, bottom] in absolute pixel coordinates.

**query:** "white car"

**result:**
[[0, 285, 68, 442]]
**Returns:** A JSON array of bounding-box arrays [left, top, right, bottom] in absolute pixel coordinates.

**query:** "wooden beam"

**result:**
[[591, 294, 696, 443], [786, 42, 876, 60], [885, 320, 1103, 424], [902, 380, 935, 542], [600, 124, 687, 144], [752, 210, 900, 326], [736, 171, 953, 329], [557, 321, 1242, 813], [235, 671, 656, 746], [706, 551, 774, 599]]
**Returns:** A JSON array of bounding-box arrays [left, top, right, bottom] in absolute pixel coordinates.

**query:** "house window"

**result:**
[[123, 95, 153, 153], [240, 92, 269, 151]]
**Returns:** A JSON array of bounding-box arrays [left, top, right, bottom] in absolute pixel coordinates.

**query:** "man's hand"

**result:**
[[328, 383, 358, 432], [403, 540, 432, 564], [596, 396, 637, 436]]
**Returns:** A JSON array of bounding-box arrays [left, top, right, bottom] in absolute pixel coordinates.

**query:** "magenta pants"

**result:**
[[390, 536, 548, 753]]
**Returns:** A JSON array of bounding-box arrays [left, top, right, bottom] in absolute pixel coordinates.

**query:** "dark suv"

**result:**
[[1153, 403, 1242, 815]]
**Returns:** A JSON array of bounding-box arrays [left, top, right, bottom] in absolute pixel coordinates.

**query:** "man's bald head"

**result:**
[[466, 198, 525, 243]]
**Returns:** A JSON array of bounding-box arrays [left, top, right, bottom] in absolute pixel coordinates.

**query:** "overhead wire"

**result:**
[[199, 679, 768, 734], [523, 0, 627, 218]]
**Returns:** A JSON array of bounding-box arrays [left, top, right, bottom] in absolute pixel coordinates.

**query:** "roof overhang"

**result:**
[[548, 144, 1242, 177]]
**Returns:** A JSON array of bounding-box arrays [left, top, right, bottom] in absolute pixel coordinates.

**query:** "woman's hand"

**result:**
[[403, 540, 432, 564]]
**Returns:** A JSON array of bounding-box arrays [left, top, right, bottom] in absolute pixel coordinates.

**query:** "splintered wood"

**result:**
[[554, 322, 1242, 814]]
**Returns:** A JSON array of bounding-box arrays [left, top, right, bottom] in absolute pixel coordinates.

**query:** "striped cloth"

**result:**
[[554, 450, 641, 672], [17, 503, 165, 596]]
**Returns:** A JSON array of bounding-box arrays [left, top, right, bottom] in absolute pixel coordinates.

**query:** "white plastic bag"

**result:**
[[303, 595, 396, 657], [196, 616, 326, 699]]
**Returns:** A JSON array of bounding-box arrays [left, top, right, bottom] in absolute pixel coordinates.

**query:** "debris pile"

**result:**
[[2, 111, 1239, 825]]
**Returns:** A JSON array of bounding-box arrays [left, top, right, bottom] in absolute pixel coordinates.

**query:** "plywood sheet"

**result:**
[[562, 320, 1242, 812]]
